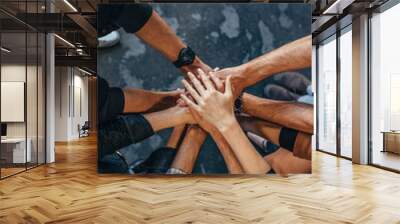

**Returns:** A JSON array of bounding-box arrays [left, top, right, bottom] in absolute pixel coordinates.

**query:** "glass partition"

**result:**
[[1, 31, 28, 177], [370, 3, 400, 171], [27, 31, 38, 169], [0, 1, 46, 179], [317, 35, 337, 154], [38, 32, 45, 165], [339, 27, 352, 158]]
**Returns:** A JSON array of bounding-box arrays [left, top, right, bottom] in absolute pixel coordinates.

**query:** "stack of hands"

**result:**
[[179, 68, 237, 134]]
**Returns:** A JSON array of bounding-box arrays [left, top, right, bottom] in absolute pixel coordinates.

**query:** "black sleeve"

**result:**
[[97, 77, 125, 125], [279, 127, 298, 152], [98, 114, 155, 158], [98, 4, 153, 35]]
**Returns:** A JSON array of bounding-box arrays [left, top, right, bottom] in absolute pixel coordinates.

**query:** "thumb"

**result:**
[[224, 76, 233, 97]]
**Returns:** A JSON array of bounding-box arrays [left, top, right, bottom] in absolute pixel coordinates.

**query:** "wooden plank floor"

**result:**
[[1, 135, 400, 224]]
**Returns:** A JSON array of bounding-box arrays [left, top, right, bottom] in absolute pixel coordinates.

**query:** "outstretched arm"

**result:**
[[208, 129, 244, 174], [212, 35, 311, 98], [241, 93, 313, 135], [135, 10, 211, 74], [123, 88, 182, 114], [98, 105, 194, 159], [238, 115, 311, 160], [143, 105, 193, 132], [170, 125, 207, 174], [166, 125, 186, 149], [264, 148, 311, 177]]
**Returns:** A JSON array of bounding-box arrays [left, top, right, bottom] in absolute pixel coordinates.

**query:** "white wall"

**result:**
[[1, 65, 37, 138], [1, 63, 46, 164], [54, 67, 89, 141], [1, 65, 26, 140]]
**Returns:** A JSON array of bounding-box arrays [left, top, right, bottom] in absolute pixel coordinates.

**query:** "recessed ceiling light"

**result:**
[[78, 67, 92, 76], [1, 47, 11, 53], [54, 34, 75, 48], [63, 0, 78, 12]]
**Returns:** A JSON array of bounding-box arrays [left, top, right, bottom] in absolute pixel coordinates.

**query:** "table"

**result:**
[[1, 138, 31, 163], [382, 131, 400, 154]]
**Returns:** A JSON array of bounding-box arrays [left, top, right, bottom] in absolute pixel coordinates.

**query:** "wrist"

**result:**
[[240, 63, 252, 76], [216, 116, 238, 134], [171, 106, 192, 124], [191, 56, 202, 67], [180, 56, 201, 71], [241, 93, 252, 113], [230, 65, 251, 92], [173, 47, 196, 69]]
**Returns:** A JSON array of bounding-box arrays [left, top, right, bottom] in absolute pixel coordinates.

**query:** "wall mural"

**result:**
[[97, 3, 312, 175]]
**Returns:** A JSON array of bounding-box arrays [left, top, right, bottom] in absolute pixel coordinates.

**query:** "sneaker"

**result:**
[[273, 72, 311, 95], [264, 84, 300, 101], [98, 30, 121, 48]]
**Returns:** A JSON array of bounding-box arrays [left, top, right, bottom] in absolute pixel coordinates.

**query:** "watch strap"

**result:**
[[173, 47, 195, 68], [234, 92, 244, 114]]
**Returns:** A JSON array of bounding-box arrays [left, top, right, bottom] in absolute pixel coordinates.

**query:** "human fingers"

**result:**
[[188, 72, 206, 96], [182, 79, 202, 103], [209, 71, 224, 91], [198, 68, 214, 91], [180, 94, 201, 112]]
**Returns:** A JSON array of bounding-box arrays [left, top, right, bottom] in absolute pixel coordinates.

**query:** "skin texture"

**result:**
[[184, 73, 243, 174], [123, 88, 183, 114], [208, 129, 244, 174], [238, 115, 312, 160], [181, 69, 271, 174], [135, 10, 211, 75], [241, 93, 313, 135], [264, 148, 311, 177], [211, 35, 312, 98], [166, 125, 186, 149], [170, 125, 207, 174], [143, 105, 194, 132]]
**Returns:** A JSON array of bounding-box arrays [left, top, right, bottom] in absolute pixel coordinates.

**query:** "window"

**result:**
[[370, 3, 400, 171], [339, 27, 352, 158], [317, 35, 337, 154]]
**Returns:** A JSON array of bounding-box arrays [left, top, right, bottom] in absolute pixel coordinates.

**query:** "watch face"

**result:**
[[180, 48, 195, 65]]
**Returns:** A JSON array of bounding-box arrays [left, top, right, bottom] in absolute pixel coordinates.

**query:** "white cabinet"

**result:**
[[1, 138, 32, 163]]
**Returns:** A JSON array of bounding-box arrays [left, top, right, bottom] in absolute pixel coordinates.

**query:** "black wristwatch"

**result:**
[[234, 93, 244, 114], [173, 47, 196, 68]]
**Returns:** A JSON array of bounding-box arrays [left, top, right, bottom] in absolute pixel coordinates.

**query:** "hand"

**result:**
[[176, 67, 222, 107], [180, 57, 212, 75], [187, 106, 218, 134], [172, 104, 196, 125], [180, 69, 236, 132], [210, 66, 248, 99]]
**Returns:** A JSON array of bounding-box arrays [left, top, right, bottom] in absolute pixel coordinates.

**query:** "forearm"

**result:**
[[135, 11, 185, 62], [219, 119, 270, 174], [242, 93, 313, 134], [209, 130, 243, 174], [238, 116, 312, 160], [134, 11, 209, 74], [170, 125, 207, 173], [144, 106, 192, 132], [264, 148, 311, 176], [166, 125, 186, 148], [123, 88, 179, 114], [240, 35, 311, 87]]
